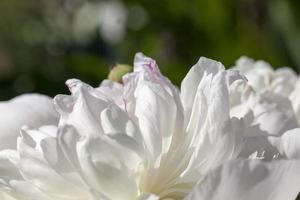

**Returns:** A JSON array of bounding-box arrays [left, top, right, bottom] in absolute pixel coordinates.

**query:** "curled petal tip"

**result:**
[[65, 79, 82, 93]]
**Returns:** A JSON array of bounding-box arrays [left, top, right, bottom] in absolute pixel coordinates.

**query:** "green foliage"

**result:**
[[0, 0, 300, 99]]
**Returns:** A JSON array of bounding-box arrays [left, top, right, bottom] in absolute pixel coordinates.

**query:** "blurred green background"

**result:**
[[1, 0, 300, 100]]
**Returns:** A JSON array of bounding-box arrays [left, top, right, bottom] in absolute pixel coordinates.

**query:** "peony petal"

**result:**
[[16, 126, 89, 200], [135, 82, 177, 160], [54, 79, 110, 136], [0, 149, 20, 180], [100, 103, 142, 143], [97, 79, 124, 107], [290, 78, 300, 124], [58, 125, 140, 200], [251, 93, 298, 136], [233, 56, 274, 92], [181, 57, 223, 125], [100, 53, 188, 197], [182, 69, 245, 183], [238, 135, 281, 160], [239, 126, 300, 160], [0, 192, 19, 200], [125, 53, 185, 161], [270, 68, 297, 96], [188, 159, 300, 200], [0, 94, 58, 150], [9, 181, 53, 200], [137, 194, 159, 200], [77, 134, 141, 200], [269, 128, 300, 159]]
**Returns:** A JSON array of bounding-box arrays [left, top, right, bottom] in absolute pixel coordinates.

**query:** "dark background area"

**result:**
[[1, 0, 300, 100]]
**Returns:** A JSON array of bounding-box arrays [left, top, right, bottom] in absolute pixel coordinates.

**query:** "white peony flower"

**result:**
[[233, 56, 300, 125], [0, 94, 59, 150], [0, 54, 300, 199]]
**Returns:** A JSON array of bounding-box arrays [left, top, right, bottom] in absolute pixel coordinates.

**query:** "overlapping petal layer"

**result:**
[[0, 94, 59, 150], [0, 54, 299, 200]]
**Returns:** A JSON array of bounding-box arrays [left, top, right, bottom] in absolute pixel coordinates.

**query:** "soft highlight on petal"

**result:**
[[0, 94, 58, 150]]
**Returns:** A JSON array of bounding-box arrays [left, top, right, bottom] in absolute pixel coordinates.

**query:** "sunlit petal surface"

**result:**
[[0, 54, 299, 199]]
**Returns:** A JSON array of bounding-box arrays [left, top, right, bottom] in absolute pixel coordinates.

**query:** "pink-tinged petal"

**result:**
[[120, 53, 187, 196], [122, 53, 184, 119], [123, 53, 185, 158], [133, 53, 162, 78], [131, 53, 174, 89], [132, 52, 162, 86], [188, 159, 300, 200], [0, 94, 58, 150]]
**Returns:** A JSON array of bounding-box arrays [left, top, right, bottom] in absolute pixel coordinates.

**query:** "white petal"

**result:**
[[270, 128, 300, 159], [181, 57, 223, 124], [233, 56, 274, 92], [290, 78, 300, 124], [100, 103, 142, 143], [137, 194, 159, 200], [0, 192, 18, 200], [56, 125, 82, 170], [101, 53, 187, 197], [270, 68, 297, 96], [135, 82, 177, 160], [0, 150, 21, 184], [54, 79, 110, 136], [17, 126, 88, 199], [188, 159, 300, 200], [238, 135, 281, 160], [182, 70, 245, 181], [9, 181, 53, 200], [0, 94, 58, 150], [97, 79, 124, 107], [126, 53, 185, 161], [251, 93, 298, 136], [239, 126, 300, 160], [77, 134, 140, 200]]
